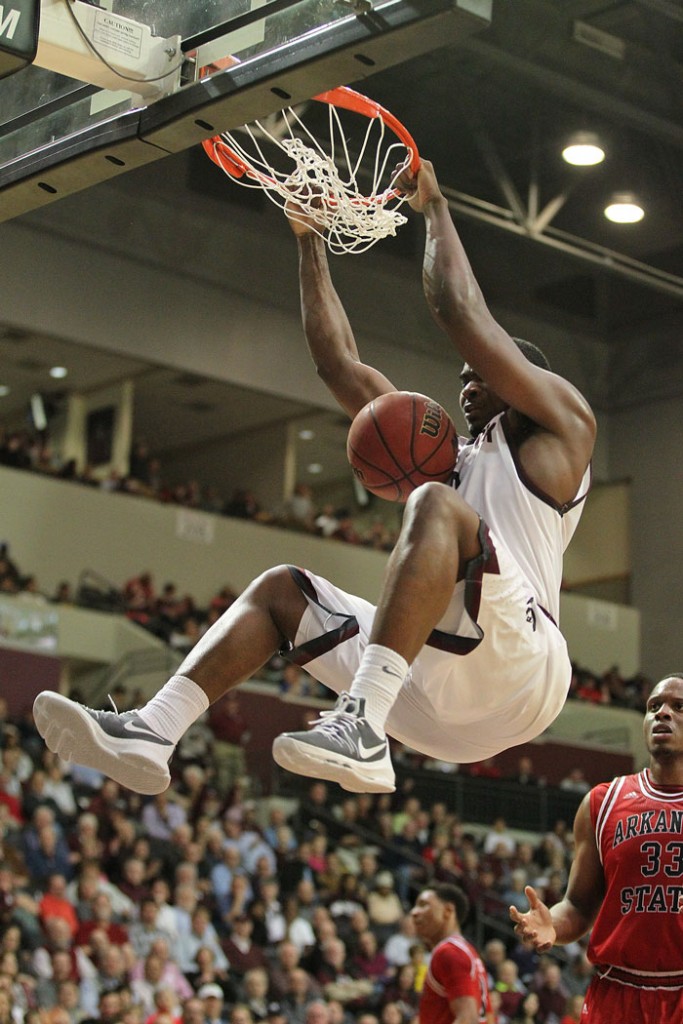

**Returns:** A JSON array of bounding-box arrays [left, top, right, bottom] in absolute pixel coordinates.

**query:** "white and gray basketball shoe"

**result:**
[[33, 691, 174, 795], [272, 691, 395, 794]]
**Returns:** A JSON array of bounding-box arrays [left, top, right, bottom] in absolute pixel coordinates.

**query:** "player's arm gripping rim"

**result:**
[[397, 160, 596, 508], [287, 201, 397, 420]]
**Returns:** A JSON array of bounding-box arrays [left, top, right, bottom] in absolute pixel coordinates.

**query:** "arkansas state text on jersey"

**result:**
[[588, 768, 683, 977]]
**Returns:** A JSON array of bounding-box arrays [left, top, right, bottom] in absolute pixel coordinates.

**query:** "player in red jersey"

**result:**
[[510, 673, 683, 1023], [411, 882, 491, 1024]]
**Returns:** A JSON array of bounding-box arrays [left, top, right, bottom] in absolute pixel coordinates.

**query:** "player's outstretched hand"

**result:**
[[395, 159, 443, 213], [509, 886, 557, 953]]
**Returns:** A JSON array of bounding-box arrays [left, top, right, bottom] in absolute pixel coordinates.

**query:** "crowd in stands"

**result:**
[[0, 689, 592, 1024], [0, 431, 398, 553], [0, 534, 653, 715], [0, 421, 651, 711]]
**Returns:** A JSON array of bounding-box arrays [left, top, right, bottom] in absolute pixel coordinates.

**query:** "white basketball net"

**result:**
[[205, 99, 416, 255]]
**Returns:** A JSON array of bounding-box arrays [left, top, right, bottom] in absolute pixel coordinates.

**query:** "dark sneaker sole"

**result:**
[[272, 735, 395, 794], [33, 692, 171, 796]]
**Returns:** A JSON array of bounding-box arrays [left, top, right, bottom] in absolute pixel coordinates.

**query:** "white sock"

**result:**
[[137, 675, 210, 745], [349, 644, 408, 734]]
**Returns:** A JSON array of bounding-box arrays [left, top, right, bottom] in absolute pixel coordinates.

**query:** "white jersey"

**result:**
[[453, 411, 590, 624], [286, 410, 591, 761]]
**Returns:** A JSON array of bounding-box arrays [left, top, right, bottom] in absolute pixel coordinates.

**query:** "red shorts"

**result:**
[[584, 975, 683, 1023]]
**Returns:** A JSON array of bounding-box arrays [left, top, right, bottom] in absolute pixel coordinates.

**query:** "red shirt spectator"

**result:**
[[208, 693, 250, 746], [123, 571, 155, 625], [39, 873, 79, 937], [210, 586, 238, 616], [74, 892, 129, 949], [0, 786, 23, 824], [467, 757, 503, 779]]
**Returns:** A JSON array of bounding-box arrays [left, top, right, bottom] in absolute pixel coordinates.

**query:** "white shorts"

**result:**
[[285, 522, 570, 763]]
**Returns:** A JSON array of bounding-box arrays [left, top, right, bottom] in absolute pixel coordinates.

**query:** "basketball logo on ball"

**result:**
[[347, 391, 459, 502]]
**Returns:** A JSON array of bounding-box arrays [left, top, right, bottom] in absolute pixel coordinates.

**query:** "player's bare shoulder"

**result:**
[[507, 373, 595, 507]]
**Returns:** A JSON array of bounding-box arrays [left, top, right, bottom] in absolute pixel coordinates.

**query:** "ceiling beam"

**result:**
[[459, 36, 683, 150], [634, 0, 683, 22], [441, 186, 683, 302], [471, 126, 527, 226]]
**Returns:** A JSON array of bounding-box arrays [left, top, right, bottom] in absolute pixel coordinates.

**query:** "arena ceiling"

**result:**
[[0, 0, 681, 485]]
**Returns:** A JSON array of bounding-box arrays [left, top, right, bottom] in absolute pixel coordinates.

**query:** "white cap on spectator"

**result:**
[[198, 984, 224, 1000]]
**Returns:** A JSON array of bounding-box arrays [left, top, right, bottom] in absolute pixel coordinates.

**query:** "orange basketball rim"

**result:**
[[200, 85, 421, 254]]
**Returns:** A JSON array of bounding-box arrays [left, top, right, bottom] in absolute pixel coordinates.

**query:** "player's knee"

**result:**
[[242, 564, 292, 605], [405, 480, 462, 521], [248, 565, 307, 638], [253, 564, 295, 593], [403, 482, 476, 547]]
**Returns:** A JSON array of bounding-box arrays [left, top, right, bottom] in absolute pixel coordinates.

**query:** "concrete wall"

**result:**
[[0, 465, 388, 606], [0, 465, 639, 676], [609, 396, 683, 679]]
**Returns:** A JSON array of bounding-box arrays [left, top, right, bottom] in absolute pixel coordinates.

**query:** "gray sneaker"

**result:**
[[33, 691, 174, 795], [272, 692, 395, 793]]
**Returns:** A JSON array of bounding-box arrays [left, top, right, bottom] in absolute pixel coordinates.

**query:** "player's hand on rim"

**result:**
[[394, 159, 443, 213], [285, 185, 325, 237], [285, 199, 317, 237]]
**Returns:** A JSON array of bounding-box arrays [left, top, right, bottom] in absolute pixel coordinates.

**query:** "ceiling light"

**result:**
[[0, 385, 9, 397], [604, 192, 644, 224], [307, 463, 323, 475], [562, 132, 605, 166], [298, 429, 315, 440], [49, 366, 68, 378]]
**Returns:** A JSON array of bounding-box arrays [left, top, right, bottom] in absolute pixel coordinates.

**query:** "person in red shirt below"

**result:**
[[74, 891, 129, 949], [411, 882, 491, 1024], [38, 873, 79, 938], [510, 673, 683, 1023], [208, 692, 251, 798]]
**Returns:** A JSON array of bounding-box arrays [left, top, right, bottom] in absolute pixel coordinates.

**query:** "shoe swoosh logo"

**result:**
[[121, 723, 171, 743], [357, 739, 386, 759]]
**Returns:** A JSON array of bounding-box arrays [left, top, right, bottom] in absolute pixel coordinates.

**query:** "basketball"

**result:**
[[347, 391, 458, 503]]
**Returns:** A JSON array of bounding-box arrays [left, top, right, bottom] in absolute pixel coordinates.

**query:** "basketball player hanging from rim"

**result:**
[[33, 159, 596, 797]]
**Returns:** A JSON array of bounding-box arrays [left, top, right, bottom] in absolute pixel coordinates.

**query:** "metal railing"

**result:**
[[396, 768, 584, 834], [84, 647, 182, 708], [274, 764, 583, 836]]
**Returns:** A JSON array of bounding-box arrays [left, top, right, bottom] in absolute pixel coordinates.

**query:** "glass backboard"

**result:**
[[0, 0, 491, 221]]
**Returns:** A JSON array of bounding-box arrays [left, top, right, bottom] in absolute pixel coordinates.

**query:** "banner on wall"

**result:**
[[175, 509, 215, 545]]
